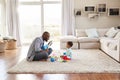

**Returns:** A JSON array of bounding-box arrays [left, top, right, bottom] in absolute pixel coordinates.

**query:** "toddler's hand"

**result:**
[[60, 55, 64, 59]]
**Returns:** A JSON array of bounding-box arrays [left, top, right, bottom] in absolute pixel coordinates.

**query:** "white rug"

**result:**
[[8, 50, 120, 74]]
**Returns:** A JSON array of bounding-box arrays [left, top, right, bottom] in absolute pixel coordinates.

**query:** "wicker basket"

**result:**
[[0, 41, 6, 52], [5, 39, 17, 50]]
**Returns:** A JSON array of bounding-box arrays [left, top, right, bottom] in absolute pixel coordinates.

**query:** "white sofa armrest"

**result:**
[[108, 39, 119, 50], [100, 37, 120, 62]]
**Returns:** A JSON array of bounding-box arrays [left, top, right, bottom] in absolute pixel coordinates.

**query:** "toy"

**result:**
[[60, 52, 71, 62], [41, 44, 48, 50], [50, 57, 55, 62], [50, 53, 58, 62], [41, 41, 53, 50]]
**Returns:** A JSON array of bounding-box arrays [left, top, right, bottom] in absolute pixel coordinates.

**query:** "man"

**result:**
[[27, 32, 52, 61]]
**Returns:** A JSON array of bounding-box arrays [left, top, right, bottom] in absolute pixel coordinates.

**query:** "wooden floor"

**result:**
[[0, 45, 120, 80]]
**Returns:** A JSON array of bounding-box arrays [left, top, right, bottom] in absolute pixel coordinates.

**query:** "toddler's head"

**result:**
[[66, 41, 73, 48]]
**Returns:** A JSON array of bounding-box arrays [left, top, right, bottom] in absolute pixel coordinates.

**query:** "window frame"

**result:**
[[0, 0, 6, 36], [19, 0, 61, 33]]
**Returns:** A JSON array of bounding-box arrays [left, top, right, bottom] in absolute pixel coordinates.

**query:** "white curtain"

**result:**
[[6, 0, 22, 46], [62, 0, 75, 36]]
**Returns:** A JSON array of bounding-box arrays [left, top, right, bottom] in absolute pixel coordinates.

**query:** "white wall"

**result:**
[[74, 0, 120, 29]]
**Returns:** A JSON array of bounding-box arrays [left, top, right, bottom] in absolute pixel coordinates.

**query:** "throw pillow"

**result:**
[[108, 43, 117, 50], [105, 27, 118, 38], [114, 32, 120, 39], [85, 28, 99, 38]]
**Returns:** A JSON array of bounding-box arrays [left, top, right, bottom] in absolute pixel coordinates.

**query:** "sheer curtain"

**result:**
[[62, 0, 75, 36], [6, 0, 22, 46]]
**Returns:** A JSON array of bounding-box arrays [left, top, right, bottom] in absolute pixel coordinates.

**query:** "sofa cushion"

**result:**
[[80, 42, 100, 49], [100, 37, 118, 50], [85, 28, 99, 38], [114, 32, 120, 39], [105, 27, 119, 38], [97, 29, 108, 37], [100, 37, 116, 43], [78, 37, 99, 43], [60, 42, 78, 49], [76, 29, 87, 37], [108, 43, 117, 50], [76, 28, 108, 37], [60, 36, 78, 42]]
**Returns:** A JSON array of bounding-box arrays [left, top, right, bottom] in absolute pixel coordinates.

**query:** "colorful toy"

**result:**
[[41, 44, 48, 50], [41, 41, 53, 50], [50, 57, 55, 62], [63, 56, 71, 60], [50, 53, 58, 62], [60, 52, 71, 62], [49, 52, 71, 62]]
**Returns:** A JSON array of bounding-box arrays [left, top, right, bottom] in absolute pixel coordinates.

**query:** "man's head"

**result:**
[[42, 31, 50, 42]]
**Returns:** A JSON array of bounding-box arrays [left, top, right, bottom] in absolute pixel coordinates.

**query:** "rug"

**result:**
[[8, 49, 120, 74]]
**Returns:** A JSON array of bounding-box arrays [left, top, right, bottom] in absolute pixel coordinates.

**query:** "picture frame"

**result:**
[[74, 9, 81, 16], [85, 6, 95, 12], [108, 8, 120, 16], [97, 4, 106, 13]]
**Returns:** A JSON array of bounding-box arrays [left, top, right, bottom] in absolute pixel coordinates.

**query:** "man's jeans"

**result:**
[[33, 48, 52, 61]]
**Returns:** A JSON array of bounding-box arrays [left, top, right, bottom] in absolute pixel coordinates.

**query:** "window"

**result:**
[[19, 0, 40, 2], [19, 0, 61, 44], [0, 4, 1, 25], [44, 4, 61, 41], [19, 5, 41, 43], [43, 0, 60, 1]]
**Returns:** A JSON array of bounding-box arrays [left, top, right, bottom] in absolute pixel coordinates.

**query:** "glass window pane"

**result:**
[[43, 0, 61, 1], [44, 4, 61, 42], [19, 0, 40, 2], [19, 5, 41, 44], [0, 4, 1, 24], [0, 4, 2, 35], [0, 3, 6, 36]]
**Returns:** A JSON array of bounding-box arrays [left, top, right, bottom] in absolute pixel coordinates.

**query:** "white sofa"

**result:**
[[60, 36, 78, 49], [60, 28, 120, 62], [60, 29, 108, 49], [100, 37, 120, 62], [76, 29, 108, 49]]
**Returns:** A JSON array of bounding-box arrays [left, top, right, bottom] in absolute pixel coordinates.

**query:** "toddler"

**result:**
[[61, 41, 73, 60]]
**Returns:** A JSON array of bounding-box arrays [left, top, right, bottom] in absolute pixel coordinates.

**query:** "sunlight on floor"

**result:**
[[43, 74, 68, 80], [14, 74, 68, 80], [16, 74, 37, 80]]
